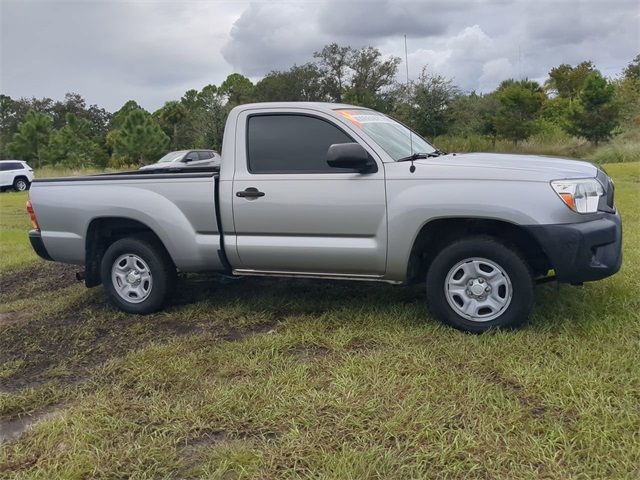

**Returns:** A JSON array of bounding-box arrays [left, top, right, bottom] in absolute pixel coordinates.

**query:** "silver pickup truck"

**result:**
[[27, 102, 622, 332]]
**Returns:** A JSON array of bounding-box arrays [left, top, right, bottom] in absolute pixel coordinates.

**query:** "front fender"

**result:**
[[383, 178, 584, 282]]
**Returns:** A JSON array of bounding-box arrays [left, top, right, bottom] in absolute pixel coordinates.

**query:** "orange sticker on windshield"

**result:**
[[338, 110, 396, 127], [338, 110, 361, 128]]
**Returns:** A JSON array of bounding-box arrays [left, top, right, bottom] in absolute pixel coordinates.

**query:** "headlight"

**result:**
[[551, 178, 604, 214]]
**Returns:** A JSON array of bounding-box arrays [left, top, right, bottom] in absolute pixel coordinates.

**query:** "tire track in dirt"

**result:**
[[0, 262, 79, 304]]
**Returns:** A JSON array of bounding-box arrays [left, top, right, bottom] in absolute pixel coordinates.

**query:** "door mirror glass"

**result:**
[[326, 143, 377, 173]]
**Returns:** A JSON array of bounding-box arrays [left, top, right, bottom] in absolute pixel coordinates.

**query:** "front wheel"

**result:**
[[426, 237, 534, 333], [101, 236, 176, 314]]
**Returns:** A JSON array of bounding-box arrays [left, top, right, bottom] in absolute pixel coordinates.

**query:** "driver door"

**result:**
[[229, 110, 387, 276]]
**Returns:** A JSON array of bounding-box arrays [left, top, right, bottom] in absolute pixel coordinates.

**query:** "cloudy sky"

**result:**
[[1, 0, 638, 112]]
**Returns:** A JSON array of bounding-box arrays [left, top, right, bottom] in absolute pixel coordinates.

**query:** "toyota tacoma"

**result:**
[[26, 102, 622, 332]]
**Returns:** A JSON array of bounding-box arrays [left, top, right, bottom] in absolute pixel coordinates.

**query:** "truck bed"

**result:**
[[29, 168, 225, 273]]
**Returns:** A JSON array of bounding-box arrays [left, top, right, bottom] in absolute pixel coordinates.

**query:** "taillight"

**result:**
[[26, 199, 40, 230]]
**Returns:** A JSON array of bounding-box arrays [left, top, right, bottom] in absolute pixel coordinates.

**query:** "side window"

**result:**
[[198, 151, 213, 160], [183, 152, 198, 162], [247, 114, 355, 173], [0, 163, 9, 172]]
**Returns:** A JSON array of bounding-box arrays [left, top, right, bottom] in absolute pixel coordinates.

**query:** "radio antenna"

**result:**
[[404, 34, 415, 173]]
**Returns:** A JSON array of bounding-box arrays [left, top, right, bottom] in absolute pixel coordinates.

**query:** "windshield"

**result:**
[[336, 110, 436, 161], [156, 151, 187, 163]]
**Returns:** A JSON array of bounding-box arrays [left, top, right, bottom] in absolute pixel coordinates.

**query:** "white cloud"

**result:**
[[221, 2, 326, 76], [1, 0, 638, 111], [393, 25, 505, 91], [0, 0, 245, 111], [480, 58, 515, 91]]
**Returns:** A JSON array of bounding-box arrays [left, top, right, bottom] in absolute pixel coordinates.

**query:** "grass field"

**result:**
[[1, 163, 639, 479]]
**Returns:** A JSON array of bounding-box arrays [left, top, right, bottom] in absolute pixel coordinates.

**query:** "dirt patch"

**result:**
[[0, 311, 30, 327], [1, 317, 200, 392], [344, 337, 382, 352], [219, 323, 277, 343], [0, 404, 65, 444], [486, 370, 549, 418], [185, 431, 229, 448], [0, 272, 377, 399], [289, 344, 331, 362], [0, 262, 79, 303], [177, 429, 278, 476], [0, 294, 281, 393], [481, 367, 580, 434], [0, 271, 382, 394]]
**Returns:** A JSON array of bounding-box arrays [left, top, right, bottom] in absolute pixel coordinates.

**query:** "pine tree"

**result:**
[[112, 110, 169, 165], [44, 113, 105, 167], [7, 111, 53, 167]]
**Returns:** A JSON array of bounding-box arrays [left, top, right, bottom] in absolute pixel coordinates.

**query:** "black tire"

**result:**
[[426, 237, 534, 333], [13, 177, 30, 192], [100, 235, 176, 314]]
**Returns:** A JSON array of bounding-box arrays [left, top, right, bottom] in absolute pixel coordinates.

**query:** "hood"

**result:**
[[409, 152, 598, 182]]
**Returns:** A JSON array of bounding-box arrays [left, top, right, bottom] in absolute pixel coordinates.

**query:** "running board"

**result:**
[[232, 269, 402, 284]]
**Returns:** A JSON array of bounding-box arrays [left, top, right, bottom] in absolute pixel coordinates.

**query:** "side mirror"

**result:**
[[183, 156, 195, 163], [326, 143, 377, 173]]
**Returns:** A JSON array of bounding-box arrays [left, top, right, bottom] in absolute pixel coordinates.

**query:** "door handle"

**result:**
[[236, 187, 265, 198]]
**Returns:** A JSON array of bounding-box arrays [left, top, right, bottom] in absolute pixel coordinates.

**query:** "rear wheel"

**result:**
[[13, 177, 29, 192], [101, 236, 176, 314], [426, 237, 534, 332]]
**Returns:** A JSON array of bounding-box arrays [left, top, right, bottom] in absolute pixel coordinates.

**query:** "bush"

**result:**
[[433, 129, 640, 164], [433, 134, 493, 153], [588, 130, 640, 164]]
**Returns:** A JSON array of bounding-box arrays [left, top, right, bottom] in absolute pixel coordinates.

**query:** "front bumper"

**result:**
[[29, 229, 53, 261], [525, 212, 622, 283]]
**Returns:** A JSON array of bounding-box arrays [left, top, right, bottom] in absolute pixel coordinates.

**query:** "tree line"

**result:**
[[1, 44, 638, 168]]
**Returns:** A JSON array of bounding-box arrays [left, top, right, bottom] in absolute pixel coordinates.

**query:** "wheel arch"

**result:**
[[84, 216, 174, 287], [406, 217, 551, 284]]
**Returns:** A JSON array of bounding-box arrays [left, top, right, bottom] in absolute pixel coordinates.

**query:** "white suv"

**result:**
[[0, 160, 34, 192]]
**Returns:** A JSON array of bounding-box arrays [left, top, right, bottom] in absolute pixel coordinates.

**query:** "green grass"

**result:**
[[0, 166, 123, 273], [0, 192, 38, 273], [1, 163, 639, 478]]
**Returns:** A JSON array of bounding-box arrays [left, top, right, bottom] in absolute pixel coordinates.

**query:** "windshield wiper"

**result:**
[[396, 151, 442, 163]]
